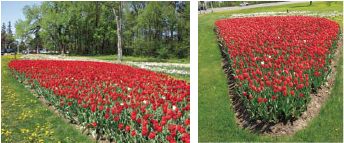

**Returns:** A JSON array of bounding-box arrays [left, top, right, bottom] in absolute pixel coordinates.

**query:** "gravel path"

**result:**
[[21, 54, 190, 75]]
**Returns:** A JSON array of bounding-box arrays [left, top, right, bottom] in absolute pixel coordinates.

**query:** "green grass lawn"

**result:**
[[1, 56, 94, 143], [71, 55, 190, 64], [198, 1, 343, 142], [166, 73, 190, 82]]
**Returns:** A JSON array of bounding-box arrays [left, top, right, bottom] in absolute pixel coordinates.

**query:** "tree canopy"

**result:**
[[14, 1, 190, 59], [1, 22, 17, 49]]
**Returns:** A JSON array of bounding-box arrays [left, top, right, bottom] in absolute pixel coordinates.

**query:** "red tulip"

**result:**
[[149, 132, 156, 139], [93, 121, 97, 127], [257, 98, 262, 103], [126, 125, 130, 132], [131, 130, 136, 136], [119, 123, 123, 129]]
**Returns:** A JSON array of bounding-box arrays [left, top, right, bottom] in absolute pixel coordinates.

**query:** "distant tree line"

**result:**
[[11, 1, 190, 59], [1, 21, 18, 49]]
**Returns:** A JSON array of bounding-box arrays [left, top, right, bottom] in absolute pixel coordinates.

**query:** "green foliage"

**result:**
[[2, 21, 16, 49], [7, 21, 13, 36], [14, 1, 190, 59], [1, 23, 6, 36], [1, 23, 7, 49]]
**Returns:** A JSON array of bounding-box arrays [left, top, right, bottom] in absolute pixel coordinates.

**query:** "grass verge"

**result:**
[[70, 55, 190, 64], [198, 1, 343, 142]]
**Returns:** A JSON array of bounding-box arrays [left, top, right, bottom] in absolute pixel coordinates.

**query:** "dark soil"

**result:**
[[219, 39, 342, 137]]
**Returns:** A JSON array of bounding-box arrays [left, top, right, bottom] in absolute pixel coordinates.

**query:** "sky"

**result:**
[[1, 1, 41, 34]]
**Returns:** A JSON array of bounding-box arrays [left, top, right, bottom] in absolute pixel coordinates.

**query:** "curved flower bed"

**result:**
[[214, 16, 340, 122], [9, 60, 190, 143]]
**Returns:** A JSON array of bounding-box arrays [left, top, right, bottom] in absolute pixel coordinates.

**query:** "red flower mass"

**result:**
[[214, 16, 340, 121], [9, 60, 190, 142]]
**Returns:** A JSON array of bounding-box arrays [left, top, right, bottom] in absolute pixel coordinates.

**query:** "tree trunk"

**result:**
[[95, 1, 99, 55], [112, 1, 123, 62], [310, 1, 312, 5], [101, 33, 105, 54], [170, 22, 174, 53]]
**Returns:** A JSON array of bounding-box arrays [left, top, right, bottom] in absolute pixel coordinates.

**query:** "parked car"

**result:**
[[29, 50, 37, 54], [1, 48, 17, 55], [239, 2, 249, 7], [22, 50, 28, 54], [39, 49, 47, 54], [1, 48, 5, 55]]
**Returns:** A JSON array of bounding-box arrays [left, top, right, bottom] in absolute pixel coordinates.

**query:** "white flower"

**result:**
[[261, 61, 265, 65], [143, 100, 147, 104], [162, 96, 166, 99], [173, 106, 177, 111]]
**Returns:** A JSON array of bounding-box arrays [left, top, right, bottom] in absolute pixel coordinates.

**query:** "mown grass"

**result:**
[[71, 55, 190, 64], [1, 56, 94, 143], [198, 1, 343, 142], [166, 73, 190, 82]]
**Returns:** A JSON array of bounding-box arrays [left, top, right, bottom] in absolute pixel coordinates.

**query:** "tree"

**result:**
[[15, 19, 29, 52], [7, 21, 13, 36], [1, 23, 6, 49], [6, 21, 14, 48], [22, 4, 43, 52], [14, 1, 190, 59], [15, 19, 29, 42], [1, 23, 6, 36], [111, 1, 123, 62], [310, 1, 312, 5]]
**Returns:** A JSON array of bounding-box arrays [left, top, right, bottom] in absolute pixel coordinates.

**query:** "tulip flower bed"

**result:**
[[214, 16, 341, 122], [8, 60, 190, 142]]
